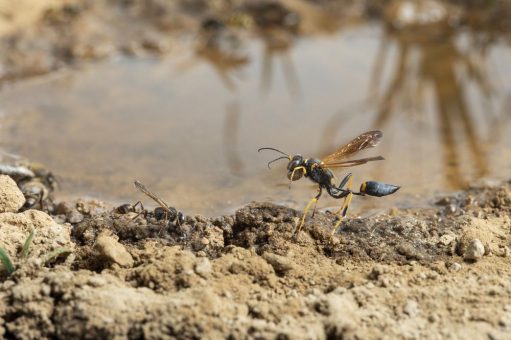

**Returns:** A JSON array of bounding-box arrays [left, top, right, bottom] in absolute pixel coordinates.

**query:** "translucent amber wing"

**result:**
[[322, 130, 383, 165]]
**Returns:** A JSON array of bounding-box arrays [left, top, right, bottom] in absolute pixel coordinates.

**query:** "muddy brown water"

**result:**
[[0, 22, 511, 216]]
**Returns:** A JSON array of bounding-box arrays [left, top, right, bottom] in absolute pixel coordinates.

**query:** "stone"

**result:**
[[464, 239, 485, 262], [448, 262, 462, 272], [194, 258, 212, 279], [262, 252, 294, 275], [0, 175, 25, 213], [95, 233, 134, 268]]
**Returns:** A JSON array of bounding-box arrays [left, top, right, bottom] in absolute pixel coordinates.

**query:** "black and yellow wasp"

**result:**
[[259, 130, 399, 238]]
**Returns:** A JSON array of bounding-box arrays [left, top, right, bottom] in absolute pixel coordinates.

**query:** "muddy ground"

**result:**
[[0, 172, 510, 339]]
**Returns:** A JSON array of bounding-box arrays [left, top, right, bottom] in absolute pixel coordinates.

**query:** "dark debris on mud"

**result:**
[[70, 180, 511, 268]]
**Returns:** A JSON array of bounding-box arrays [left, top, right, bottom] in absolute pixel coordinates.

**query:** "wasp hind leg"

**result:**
[[331, 175, 354, 240], [294, 187, 322, 236], [333, 173, 353, 215], [131, 201, 147, 221]]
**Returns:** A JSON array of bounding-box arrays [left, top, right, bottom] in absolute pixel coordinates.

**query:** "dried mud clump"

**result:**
[[0, 181, 511, 338], [0, 178, 74, 277], [0, 175, 25, 213]]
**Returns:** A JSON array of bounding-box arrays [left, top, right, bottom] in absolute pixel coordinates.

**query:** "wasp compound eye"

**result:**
[[287, 156, 303, 171]]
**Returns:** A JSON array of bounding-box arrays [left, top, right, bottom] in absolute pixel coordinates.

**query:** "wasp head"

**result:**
[[287, 155, 305, 181]]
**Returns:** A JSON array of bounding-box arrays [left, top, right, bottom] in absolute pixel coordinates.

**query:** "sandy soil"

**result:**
[[0, 171, 510, 339]]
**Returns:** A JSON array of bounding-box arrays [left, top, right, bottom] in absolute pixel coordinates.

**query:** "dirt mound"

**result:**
[[0, 181, 510, 338]]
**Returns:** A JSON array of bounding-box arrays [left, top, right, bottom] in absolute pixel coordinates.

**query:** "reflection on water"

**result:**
[[1, 0, 511, 216], [223, 101, 244, 176]]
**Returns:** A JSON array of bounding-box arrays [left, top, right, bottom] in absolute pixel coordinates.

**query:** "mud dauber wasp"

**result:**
[[259, 130, 399, 238], [130, 180, 185, 226]]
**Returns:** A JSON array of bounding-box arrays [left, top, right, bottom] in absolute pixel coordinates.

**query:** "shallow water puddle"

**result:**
[[1, 21, 511, 216]]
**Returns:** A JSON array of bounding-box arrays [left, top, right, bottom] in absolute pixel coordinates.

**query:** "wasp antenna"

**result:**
[[258, 147, 291, 158], [267, 156, 289, 169]]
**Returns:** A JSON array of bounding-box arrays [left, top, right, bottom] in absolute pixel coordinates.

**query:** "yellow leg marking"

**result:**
[[311, 197, 319, 217], [295, 196, 317, 235], [330, 193, 353, 239], [288, 166, 306, 188]]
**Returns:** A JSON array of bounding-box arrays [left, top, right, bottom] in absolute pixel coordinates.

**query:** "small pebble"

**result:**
[[464, 239, 485, 261], [194, 257, 212, 279], [263, 252, 294, 275], [95, 234, 134, 268], [67, 210, 84, 224], [448, 262, 462, 272], [2, 280, 15, 289], [403, 299, 420, 317], [40, 284, 51, 296]]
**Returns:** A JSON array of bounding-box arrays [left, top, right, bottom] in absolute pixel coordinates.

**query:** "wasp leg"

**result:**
[[132, 209, 148, 221], [132, 201, 144, 212], [337, 173, 352, 191], [288, 166, 306, 189], [157, 210, 170, 236], [330, 193, 353, 239], [294, 188, 322, 236], [331, 175, 354, 239], [311, 187, 323, 218], [333, 174, 353, 215]]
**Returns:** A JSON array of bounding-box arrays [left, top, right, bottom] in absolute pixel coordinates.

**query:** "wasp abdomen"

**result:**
[[360, 181, 400, 197]]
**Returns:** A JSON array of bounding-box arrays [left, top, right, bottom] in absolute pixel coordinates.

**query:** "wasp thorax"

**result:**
[[287, 155, 305, 181]]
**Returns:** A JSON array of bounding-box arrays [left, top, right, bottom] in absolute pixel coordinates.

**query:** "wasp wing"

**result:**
[[323, 156, 384, 168], [321, 130, 383, 165], [134, 180, 170, 210]]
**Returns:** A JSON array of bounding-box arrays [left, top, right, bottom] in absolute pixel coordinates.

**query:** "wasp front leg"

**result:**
[[288, 166, 306, 189], [294, 187, 322, 236]]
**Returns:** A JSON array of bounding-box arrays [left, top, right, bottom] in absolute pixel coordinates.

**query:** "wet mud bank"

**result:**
[[0, 172, 510, 339]]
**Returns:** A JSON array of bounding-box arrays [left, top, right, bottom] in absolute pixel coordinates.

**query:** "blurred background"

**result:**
[[0, 0, 510, 216]]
